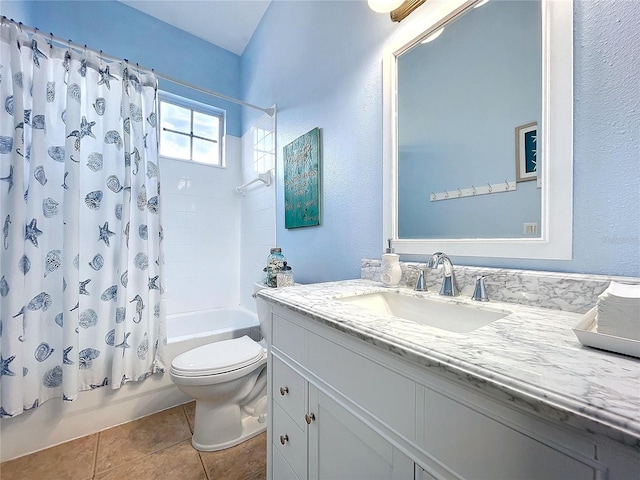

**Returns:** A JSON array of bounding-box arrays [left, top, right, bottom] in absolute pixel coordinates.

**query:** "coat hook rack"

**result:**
[[430, 180, 516, 202]]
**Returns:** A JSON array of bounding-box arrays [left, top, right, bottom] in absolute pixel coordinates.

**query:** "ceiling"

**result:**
[[119, 0, 272, 56]]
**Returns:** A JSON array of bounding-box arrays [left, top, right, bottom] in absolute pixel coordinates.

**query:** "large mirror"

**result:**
[[382, 0, 573, 259]]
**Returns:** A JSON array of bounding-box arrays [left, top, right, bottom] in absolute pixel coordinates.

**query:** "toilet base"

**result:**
[[192, 407, 267, 451], [191, 393, 267, 452]]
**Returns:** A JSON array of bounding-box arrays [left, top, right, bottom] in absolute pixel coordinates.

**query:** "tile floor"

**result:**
[[0, 402, 266, 480]]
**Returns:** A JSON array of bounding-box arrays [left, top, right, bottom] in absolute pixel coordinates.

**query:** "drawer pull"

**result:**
[[304, 413, 316, 424], [279, 434, 289, 445], [279, 386, 289, 396]]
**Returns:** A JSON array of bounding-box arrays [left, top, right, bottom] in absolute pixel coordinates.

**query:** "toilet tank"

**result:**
[[254, 282, 270, 342]]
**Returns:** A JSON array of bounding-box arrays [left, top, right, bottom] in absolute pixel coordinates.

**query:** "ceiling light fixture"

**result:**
[[367, 0, 405, 14], [390, 0, 427, 23]]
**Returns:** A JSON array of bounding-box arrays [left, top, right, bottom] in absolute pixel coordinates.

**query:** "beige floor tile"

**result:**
[[95, 405, 192, 473], [95, 440, 207, 480], [246, 467, 267, 480], [199, 432, 266, 480], [183, 401, 196, 433], [0, 434, 98, 480]]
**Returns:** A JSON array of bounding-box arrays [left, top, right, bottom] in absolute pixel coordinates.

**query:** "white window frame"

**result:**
[[158, 91, 225, 167], [252, 115, 275, 174]]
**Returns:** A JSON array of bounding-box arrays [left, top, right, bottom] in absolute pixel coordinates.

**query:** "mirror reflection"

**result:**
[[397, 0, 542, 239]]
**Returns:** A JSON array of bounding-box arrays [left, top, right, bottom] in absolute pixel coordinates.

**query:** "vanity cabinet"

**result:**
[[267, 305, 637, 480]]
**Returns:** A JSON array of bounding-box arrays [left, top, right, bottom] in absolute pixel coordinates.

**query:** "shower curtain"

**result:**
[[0, 24, 166, 418]]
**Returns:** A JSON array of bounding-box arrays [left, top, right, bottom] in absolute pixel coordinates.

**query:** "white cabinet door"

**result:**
[[420, 386, 598, 480], [308, 386, 414, 480]]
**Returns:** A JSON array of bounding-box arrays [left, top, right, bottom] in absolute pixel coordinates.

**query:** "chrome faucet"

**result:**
[[427, 252, 458, 296]]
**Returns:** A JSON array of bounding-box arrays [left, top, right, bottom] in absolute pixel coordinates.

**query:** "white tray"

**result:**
[[573, 307, 640, 359]]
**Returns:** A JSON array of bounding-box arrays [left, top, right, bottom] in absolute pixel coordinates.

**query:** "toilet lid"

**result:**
[[171, 336, 264, 377]]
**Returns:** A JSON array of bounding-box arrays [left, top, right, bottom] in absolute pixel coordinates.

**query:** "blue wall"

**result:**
[[242, 0, 640, 279], [242, 1, 396, 283], [0, 0, 244, 136]]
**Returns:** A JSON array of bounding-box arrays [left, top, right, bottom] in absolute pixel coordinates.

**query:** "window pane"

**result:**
[[264, 153, 275, 171], [264, 132, 274, 152], [160, 130, 190, 160], [161, 102, 191, 133], [193, 137, 219, 165], [193, 111, 219, 140]]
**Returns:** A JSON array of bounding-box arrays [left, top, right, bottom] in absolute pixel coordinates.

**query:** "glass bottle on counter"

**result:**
[[266, 248, 286, 287]]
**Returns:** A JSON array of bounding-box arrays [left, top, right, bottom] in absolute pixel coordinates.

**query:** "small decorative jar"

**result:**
[[266, 248, 286, 287], [277, 262, 294, 287]]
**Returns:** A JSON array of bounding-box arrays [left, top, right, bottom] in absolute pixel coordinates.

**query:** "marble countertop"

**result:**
[[258, 279, 640, 451]]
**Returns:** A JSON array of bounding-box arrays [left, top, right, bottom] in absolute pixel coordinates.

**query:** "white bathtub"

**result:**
[[164, 307, 261, 363]]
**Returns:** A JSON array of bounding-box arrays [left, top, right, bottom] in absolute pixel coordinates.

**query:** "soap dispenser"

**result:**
[[381, 239, 402, 287]]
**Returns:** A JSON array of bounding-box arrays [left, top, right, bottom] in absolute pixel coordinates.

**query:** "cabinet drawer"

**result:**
[[273, 355, 306, 430], [420, 386, 597, 479], [273, 401, 307, 480], [272, 442, 300, 480], [272, 313, 307, 364]]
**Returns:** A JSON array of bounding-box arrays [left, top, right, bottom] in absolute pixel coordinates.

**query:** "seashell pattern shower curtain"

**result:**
[[0, 24, 166, 418]]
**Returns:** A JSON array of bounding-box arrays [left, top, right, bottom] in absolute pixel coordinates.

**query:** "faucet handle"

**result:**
[[414, 270, 427, 291], [471, 275, 489, 302]]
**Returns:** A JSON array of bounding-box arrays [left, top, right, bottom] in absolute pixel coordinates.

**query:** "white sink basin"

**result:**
[[338, 292, 510, 333]]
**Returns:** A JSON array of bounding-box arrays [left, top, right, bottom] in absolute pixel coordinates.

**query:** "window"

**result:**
[[159, 93, 224, 166], [252, 115, 275, 174]]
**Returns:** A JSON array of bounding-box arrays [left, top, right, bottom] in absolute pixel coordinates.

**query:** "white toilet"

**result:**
[[170, 282, 270, 451]]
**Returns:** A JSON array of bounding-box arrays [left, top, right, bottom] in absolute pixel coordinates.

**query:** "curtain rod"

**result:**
[[0, 16, 275, 117]]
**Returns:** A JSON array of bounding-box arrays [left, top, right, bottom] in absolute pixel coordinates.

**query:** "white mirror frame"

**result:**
[[383, 0, 573, 260]]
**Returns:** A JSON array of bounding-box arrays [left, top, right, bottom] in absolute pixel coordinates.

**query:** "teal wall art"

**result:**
[[284, 127, 321, 229], [515, 122, 538, 182]]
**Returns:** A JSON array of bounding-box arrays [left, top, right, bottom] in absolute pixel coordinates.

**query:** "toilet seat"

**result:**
[[171, 336, 264, 377]]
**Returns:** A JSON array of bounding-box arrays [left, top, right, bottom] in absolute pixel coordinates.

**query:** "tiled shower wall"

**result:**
[[160, 136, 243, 315], [240, 114, 277, 311], [160, 119, 275, 317]]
